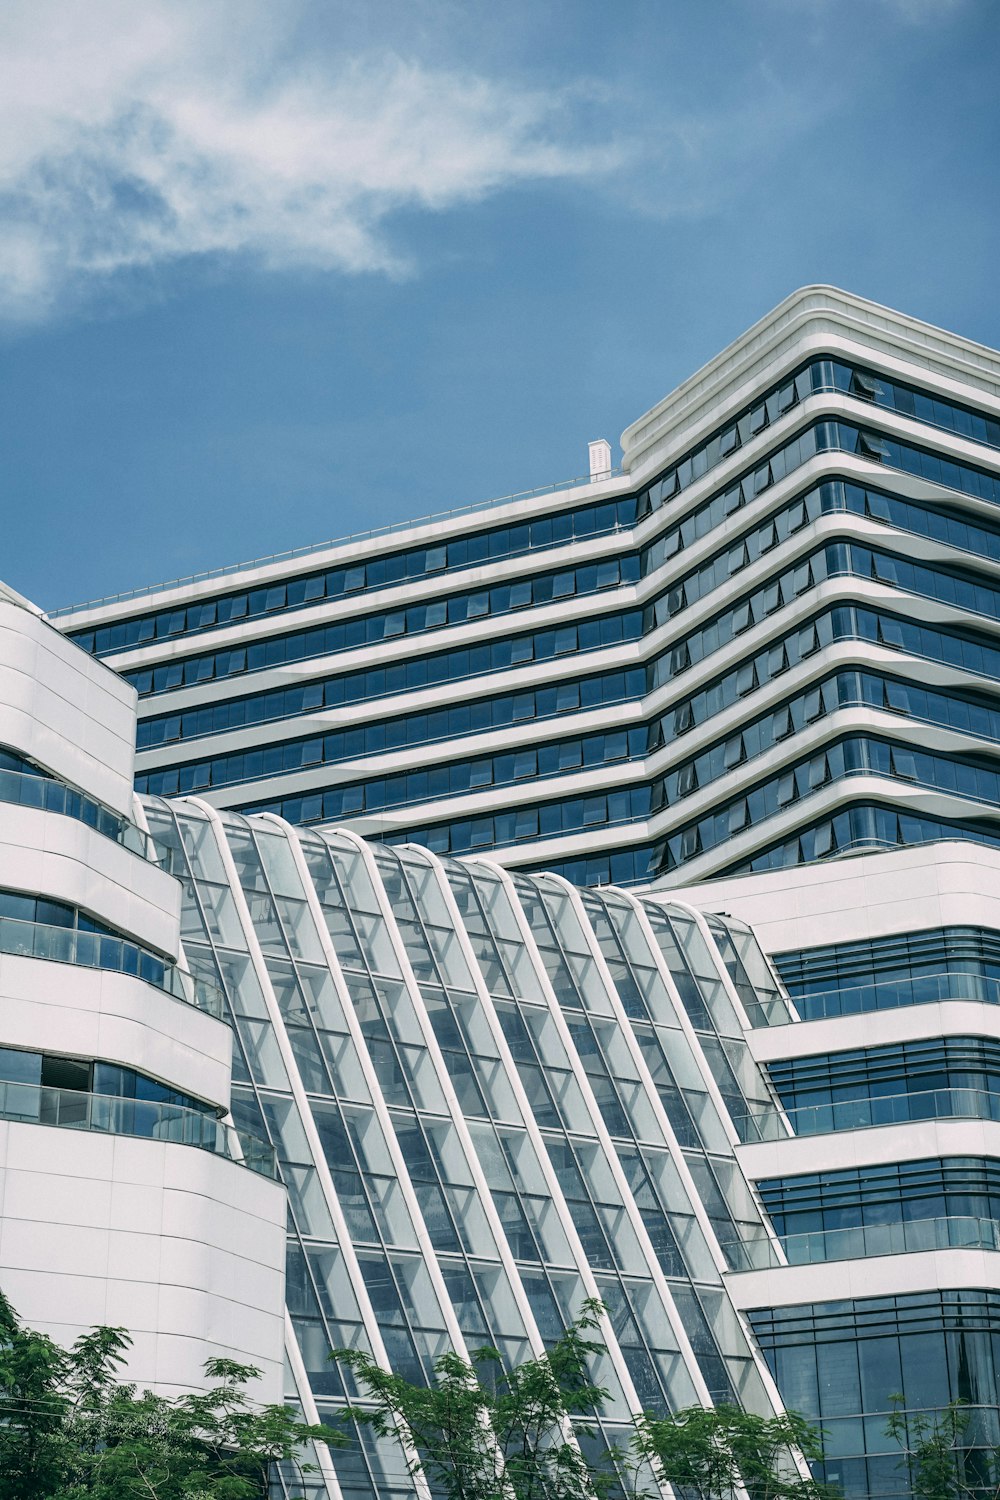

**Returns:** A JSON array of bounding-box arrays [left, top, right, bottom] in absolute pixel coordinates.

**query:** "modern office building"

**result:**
[[54, 285, 1000, 889], [4, 287, 1000, 1500]]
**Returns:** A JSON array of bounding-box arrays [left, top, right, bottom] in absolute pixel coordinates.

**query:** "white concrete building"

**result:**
[[53, 286, 1000, 893], [0, 586, 286, 1398]]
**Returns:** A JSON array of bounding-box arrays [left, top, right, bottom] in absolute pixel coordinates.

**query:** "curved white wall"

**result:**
[[0, 1121, 286, 1399], [0, 953, 231, 1109], [0, 805, 180, 959], [0, 592, 288, 1400], [0, 598, 136, 815]]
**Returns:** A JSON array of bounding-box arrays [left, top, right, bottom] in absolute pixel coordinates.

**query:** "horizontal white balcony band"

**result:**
[[104, 526, 638, 672], [0, 1118, 286, 1400], [0, 601, 137, 814], [0, 804, 181, 959], [258, 769, 1000, 885], [626, 389, 1000, 574], [658, 772, 1000, 886], [623, 287, 1000, 479], [118, 434, 1000, 711], [723, 1243, 1000, 1313], [127, 573, 1000, 816], [190, 699, 1000, 848], [750, 999, 1000, 1065], [115, 431, 1000, 705], [132, 635, 1000, 806], [131, 576, 1000, 797], [676, 841, 1000, 959], [0, 950, 232, 1109], [174, 752, 1000, 884], [736, 1116, 1000, 1183], [203, 745, 904, 845], [131, 545, 1000, 788]]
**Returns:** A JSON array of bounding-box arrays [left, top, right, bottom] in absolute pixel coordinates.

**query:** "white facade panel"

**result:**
[[0, 1121, 286, 1398]]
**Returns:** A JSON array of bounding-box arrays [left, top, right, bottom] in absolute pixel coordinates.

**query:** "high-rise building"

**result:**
[[53, 286, 1000, 889], [5, 286, 1000, 1500]]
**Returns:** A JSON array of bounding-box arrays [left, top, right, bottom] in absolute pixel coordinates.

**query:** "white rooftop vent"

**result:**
[[588, 438, 613, 481]]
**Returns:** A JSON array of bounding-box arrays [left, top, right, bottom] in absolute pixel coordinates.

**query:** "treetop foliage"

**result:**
[[0, 1288, 339, 1500]]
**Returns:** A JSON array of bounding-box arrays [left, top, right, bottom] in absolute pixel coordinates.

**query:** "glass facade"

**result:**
[[134, 798, 802, 1499], [750, 1291, 1000, 1500], [111, 796, 1000, 1500]]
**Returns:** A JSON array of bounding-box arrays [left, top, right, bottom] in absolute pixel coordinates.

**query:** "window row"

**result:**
[[125, 553, 640, 699], [647, 467, 1000, 641], [777, 924, 1000, 1005], [337, 721, 1000, 879], [825, 417, 1000, 508], [135, 610, 642, 750], [72, 347, 819, 660], [0, 886, 169, 987], [833, 477, 1000, 565], [637, 355, 1000, 527], [650, 609, 838, 748], [847, 600, 1000, 686], [818, 357, 1000, 455], [134, 528, 1000, 769], [758, 1155, 1000, 1237], [72, 496, 638, 658], [664, 663, 1000, 819], [0, 1044, 216, 1114], [731, 802, 1000, 879], [136, 668, 645, 789], [655, 673, 845, 811], [838, 540, 1000, 624], [767, 1033, 1000, 1112], [245, 785, 652, 852], [141, 723, 646, 804], [0, 1045, 243, 1159], [660, 730, 1000, 876]]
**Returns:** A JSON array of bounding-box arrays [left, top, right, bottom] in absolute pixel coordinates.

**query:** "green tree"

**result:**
[[0, 1289, 340, 1499], [630, 1403, 837, 1500], [884, 1396, 1000, 1500], [332, 1297, 614, 1500], [332, 1298, 837, 1500]]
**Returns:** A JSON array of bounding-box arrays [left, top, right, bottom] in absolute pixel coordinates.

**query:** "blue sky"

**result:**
[[2, 0, 998, 610]]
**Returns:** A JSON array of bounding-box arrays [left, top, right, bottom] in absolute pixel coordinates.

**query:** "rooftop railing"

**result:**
[[49, 468, 622, 619]]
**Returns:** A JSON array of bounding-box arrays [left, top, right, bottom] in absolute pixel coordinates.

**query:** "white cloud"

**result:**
[[0, 0, 620, 321]]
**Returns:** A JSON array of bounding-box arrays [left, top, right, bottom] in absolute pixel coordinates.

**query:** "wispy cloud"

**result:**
[[0, 0, 620, 321]]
